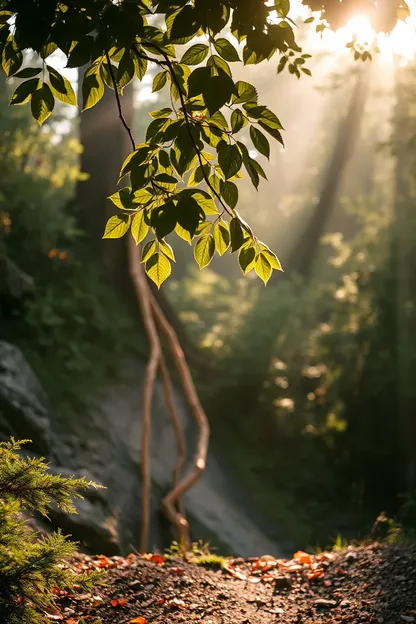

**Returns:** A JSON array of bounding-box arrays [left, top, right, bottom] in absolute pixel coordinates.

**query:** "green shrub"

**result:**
[[0, 439, 100, 624]]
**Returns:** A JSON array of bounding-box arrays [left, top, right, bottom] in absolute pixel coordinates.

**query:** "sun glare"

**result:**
[[299, 0, 416, 63]]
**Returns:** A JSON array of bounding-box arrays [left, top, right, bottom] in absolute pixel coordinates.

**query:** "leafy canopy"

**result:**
[[0, 0, 409, 286]]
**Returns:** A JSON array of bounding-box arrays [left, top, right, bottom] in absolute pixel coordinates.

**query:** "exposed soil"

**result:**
[[55, 542, 416, 624]]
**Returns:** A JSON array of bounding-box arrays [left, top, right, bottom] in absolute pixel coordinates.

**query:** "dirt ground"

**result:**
[[54, 542, 416, 624]]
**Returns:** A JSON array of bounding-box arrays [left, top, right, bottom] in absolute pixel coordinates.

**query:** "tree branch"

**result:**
[[150, 295, 210, 552], [128, 237, 160, 552]]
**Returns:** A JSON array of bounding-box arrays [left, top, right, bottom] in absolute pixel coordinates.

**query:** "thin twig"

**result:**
[[105, 50, 135, 151]]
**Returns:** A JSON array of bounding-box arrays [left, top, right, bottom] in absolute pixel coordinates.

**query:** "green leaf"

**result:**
[[258, 120, 284, 145], [170, 5, 200, 42], [31, 83, 54, 125], [10, 78, 39, 105], [159, 239, 176, 261], [204, 72, 236, 115], [119, 146, 152, 181], [132, 188, 154, 205], [47, 66, 77, 106], [176, 194, 201, 236], [133, 54, 148, 80], [181, 43, 209, 65], [100, 62, 116, 89], [82, 65, 104, 111], [188, 66, 210, 97], [196, 220, 212, 236], [218, 142, 242, 180], [103, 214, 131, 239], [213, 38, 240, 62], [141, 239, 157, 262], [260, 245, 283, 271], [191, 190, 218, 215], [131, 210, 149, 245], [117, 50, 135, 92], [145, 252, 171, 288], [152, 70, 168, 92], [66, 37, 94, 68], [238, 245, 256, 274], [2, 39, 23, 76], [213, 220, 230, 256], [220, 180, 238, 209], [108, 188, 134, 209], [151, 202, 177, 239], [230, 217, 245, 252], [255, 252, 272, 284], [249, 126, 270, 159], [41, 42, 57, 59], [238, 140, 260, 189], [231, 108, 246, 133], [175, 223, 192, 243], [207, 54, 232, 77], [14, 67, 41, 78], [194, 234, 215, 269], [149, 107, 172, 119], [231, 81, 258, 105]]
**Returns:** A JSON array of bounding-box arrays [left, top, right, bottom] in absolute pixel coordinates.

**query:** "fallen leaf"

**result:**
[[150, 554, 165, 565], [293, 551, 313, 565], [111, 598, 128, 607], [129, 618, 148, 624], [222, 561, 247, 581], [252, 556, 278, 572], [167, 598, 186, 610], [169, 567, 185, 576], [306, 568, 324, 580]]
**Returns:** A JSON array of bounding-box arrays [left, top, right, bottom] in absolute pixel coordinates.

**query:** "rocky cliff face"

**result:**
[[0, 340, 287, 558]]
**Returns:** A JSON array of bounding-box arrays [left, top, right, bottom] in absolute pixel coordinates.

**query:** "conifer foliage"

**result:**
[[0, 439, 99, 624]]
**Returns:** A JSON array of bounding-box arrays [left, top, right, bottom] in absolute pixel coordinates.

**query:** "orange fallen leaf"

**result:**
[[293, 550, 313, 565], [111, 598, 128, 607], [306, 568, 324, 580], [129, 618, 148, 624], [222, 560, 247, 581], [252, 556, 278, 572], [155, 598, 165, 606], [169, 566, 185, 576]]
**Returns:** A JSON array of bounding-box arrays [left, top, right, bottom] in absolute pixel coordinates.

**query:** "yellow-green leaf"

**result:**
[[145, 252, 171, 288], [213, 220, 230, 256], [31, 83, 55, 125], [131, 211, 149, 245], [103, 214, 130, 239], [10, 78, 39, 105], [152, 70, 168, 92], [175, 223, 192, 244], [194, 234, 215, 269], [47, 65, 77, 106], [238, 245, 256, 274], [255, 252, 272, 285], [141, 239, 157, 262], [82, 64, 104, 111], [2, 38, 23, 76], [159, 239, 176, 261], [261, 247, 283, 271]]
